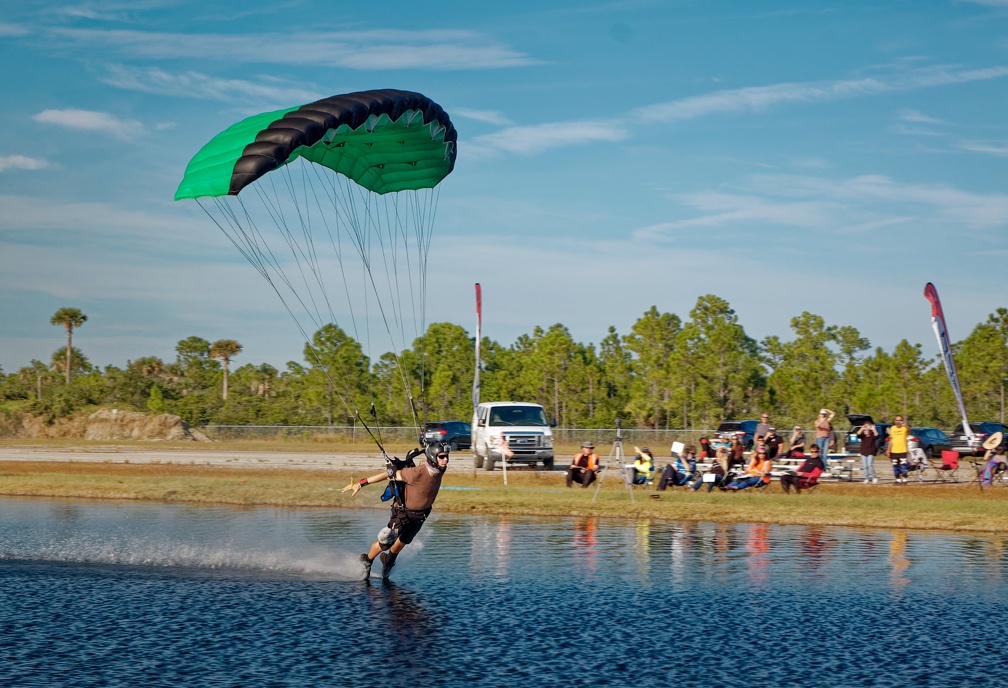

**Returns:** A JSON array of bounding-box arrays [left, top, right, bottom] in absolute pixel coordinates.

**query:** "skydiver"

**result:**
[[343, 442, 449, 580]]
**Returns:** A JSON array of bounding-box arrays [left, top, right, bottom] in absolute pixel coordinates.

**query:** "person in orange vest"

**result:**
[[566, 441, 599, 487]]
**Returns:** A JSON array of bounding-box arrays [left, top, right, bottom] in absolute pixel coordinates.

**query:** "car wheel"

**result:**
[[542, 457, 554, 470], [448, 441, 458, 452]]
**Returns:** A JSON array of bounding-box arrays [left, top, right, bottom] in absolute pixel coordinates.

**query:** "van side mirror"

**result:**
[[550, 419, 557, 427], [478, 419, 485, 427]]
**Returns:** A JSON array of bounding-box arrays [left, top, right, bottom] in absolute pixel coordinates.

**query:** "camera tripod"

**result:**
[[592, 419, 635, 503]]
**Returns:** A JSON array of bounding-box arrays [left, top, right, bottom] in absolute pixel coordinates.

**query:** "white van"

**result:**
[[472, 402, 555, 471]]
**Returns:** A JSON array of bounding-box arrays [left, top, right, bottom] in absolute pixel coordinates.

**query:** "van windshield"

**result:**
[[488, 406, 548, 427]]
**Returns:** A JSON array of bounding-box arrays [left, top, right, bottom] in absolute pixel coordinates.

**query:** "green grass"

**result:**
[[1, 461, 1006, 533]]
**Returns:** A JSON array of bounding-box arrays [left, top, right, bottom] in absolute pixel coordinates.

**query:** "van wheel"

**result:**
[[542, 457, 554, 470], [484, 456, 495, 471], [474, 454, 484, 469]]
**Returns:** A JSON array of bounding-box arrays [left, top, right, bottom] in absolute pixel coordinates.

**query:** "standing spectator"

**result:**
[[814, 408, 835, 467], [788, 426, 806, 457], [857, 420, 879, 484], [763, 427, 784, 459], [566, 441, 600, 488], [755, 413, 771, 445], [887, 416, 910, 483]]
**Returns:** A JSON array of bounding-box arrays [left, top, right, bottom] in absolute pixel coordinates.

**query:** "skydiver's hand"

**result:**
[[341, 480, 362, 496]]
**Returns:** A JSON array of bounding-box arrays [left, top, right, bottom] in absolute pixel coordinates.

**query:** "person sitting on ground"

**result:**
[[566, 441, 600, 488], [657, 445, 698, 490], [725, 445, 773, 491], [763, 427, 784, 460], [979, 443, 1008, 488], [780, 446, 825, 494], [728, 435, 747, 470], [629, 446, 656, 485], [788, 426, 806, 457], [698, 437, 715, 459], [692, 446, 729, 492]]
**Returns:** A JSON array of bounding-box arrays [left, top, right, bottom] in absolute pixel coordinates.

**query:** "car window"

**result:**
[[488, 406, 548, 426]]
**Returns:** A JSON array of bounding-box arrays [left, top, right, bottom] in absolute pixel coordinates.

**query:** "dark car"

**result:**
[[844, 414, 891, 455], [421, 421, 472, 451], [909, 427, 953, 459], [950, 421, 1006, 455], [716, 420, 759, 450]]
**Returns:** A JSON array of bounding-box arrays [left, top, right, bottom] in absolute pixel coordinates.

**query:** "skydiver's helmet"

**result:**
[[425, 441, 449, 472]]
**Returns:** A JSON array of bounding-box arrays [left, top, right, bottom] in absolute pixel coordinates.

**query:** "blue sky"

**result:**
[[2, 0, 1007, 373]]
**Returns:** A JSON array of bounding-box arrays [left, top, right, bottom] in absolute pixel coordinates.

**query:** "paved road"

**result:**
[[0, 446, 384, 471]]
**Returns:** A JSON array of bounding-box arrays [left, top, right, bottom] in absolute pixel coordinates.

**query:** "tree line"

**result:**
[[2, 296, 1007, 433]]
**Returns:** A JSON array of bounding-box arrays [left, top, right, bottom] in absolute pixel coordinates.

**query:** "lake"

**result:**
[[1, 497, 1005, 687]]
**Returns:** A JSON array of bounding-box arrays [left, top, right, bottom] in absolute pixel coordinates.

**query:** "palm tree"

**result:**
[[50, 308, 87, 384], [209, 339, 243, 400]]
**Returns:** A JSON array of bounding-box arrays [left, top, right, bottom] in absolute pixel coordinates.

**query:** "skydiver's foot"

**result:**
[[360, 553, 373, 579], [380, 552, 397, 579]]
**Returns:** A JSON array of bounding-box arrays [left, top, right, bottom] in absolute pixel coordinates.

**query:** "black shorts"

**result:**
[[388, 507, 430, 544], [890, 452, 907, 461]]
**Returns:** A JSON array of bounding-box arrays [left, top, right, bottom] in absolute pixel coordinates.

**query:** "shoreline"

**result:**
[[1, 445, 1006, 535]]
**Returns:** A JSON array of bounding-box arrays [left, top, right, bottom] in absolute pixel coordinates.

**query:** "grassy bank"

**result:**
[[1, 461, 1006, 533]]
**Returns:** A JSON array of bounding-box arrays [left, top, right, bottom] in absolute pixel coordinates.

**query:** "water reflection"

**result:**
[[889, 531, 911, 591]]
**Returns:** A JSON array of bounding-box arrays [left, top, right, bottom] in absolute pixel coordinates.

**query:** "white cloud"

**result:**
[[452, 108, 514, 127], [51, 28, 538, 70], [466, 120, 627, 156], [32, 109, 143, 140], [0, 155, 49, 172], [898, 109, 943, 125], [100, 65, 320, 105], [958, 140, 1008, 156]]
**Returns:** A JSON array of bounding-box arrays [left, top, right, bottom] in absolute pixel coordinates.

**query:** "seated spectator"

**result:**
[[698, 437, 715, 459], [692, 447, 729, 492], [657, 445, 698, 490], [780, 446, 825, 493], [788, 426, 806, 457], [728, 435, 746, 470], [979, 444, 1007, 488], [629, 446, 656, 485], [725, 445, 772, 491], [566, 441, 599, 488], [763, 427, 784, 459]]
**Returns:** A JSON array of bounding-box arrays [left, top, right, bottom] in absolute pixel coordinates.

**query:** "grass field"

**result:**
[[1, 459, 1006, 534]]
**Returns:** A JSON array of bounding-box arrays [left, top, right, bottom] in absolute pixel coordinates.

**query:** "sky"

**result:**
[[2, 0, 1008, 374]]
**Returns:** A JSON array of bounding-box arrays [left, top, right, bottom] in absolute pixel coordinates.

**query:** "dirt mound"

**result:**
[[16, 409, 211, 442]]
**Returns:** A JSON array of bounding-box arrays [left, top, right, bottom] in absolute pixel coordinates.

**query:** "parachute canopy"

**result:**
[[175, 89, 457, 199]]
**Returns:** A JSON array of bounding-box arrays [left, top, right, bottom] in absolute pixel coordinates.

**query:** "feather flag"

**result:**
[[924, 283, 976, 447]]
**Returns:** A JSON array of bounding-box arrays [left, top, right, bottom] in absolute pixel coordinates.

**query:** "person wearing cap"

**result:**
[[567, 441, 600, 488], [725, 445, 773, 491], [763, 427, 784, 460], [629, 446, 655, 485], [814, 408, 836, 467]]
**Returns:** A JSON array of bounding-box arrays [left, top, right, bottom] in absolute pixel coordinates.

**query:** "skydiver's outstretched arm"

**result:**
[[341, 469, 402, 496]]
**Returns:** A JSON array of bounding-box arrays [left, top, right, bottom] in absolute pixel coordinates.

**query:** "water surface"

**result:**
[[1, 498, 1005, 687]]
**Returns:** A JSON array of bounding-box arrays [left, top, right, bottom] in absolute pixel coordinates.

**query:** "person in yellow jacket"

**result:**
[[887, 415, 911, 483], [629, 446, 655, 485]]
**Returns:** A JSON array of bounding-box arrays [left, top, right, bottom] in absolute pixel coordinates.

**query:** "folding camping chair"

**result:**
[[928, 450, 960, 482]]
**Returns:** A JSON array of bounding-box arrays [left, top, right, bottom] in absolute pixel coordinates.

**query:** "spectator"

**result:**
[[763, 427, 784, 459], [692, 447, 729, 492], [788, 426, 806, 457], [780, 446, 825, 494], [755, 413, 771, 445], [814, 408, 835, 467], [856, 420, 879, 484], [887, 415, 910, 484], [698, 437, 715, 459], [978, 443, 1008, 488], [566, 441, 600, 488], [657, 445, 698, 490], [728, 435, 746, 470], [629, 446, 655, 485], [725, 445, 773, 491]]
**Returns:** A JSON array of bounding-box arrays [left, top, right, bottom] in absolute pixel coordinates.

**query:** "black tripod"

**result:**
[[593, 419, 635, 503]]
